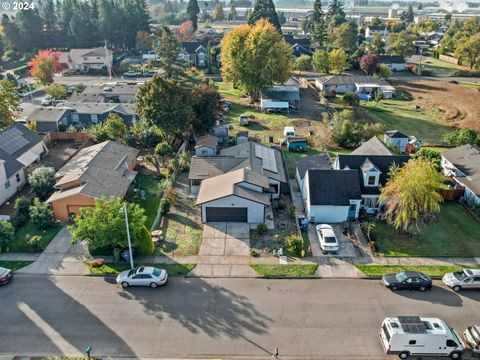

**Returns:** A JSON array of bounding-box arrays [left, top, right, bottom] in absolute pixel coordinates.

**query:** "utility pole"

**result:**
[[120, 204, 134, 270], [105, 40, 112, 81]]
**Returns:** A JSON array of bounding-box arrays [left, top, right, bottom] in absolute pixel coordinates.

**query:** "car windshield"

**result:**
[[453, 270, 468, 281], [324, 236, 337, 243], [395, 272, 408, 282], [152, 268, 161, 277], [0, 268, 7, 276]]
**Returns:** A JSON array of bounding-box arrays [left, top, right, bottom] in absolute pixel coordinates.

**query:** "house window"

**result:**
[[72, 113, 80, 123], [16, 173, 21, 183], [367, 176, 376, 185], [364, 197, 378, 208], [91, 114, 98, 123], [191, 179, 201, 186], [198, 53, 206, 66], [4, 180, 10, 189]]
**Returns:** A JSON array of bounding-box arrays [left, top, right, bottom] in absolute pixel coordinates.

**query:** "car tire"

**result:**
[[398, 351, 410, 359], [449, 351, 462, 359], [391, 285, 398, 291], [121, 282, 129, 288], [150, 282, 158, 288], [452, 285, 461, 292], [419, 286, 427, 292]]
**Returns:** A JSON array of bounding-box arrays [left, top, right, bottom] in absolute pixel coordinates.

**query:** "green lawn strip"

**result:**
[[10, 222, 62, 253], [356, 265, 480, 278], [133, 172, 161, 229], [251, 264, 318, 278], [362, 100, 451, 144], [87, 262, 196, 276], [0, 261, 33, 270], [459, 82, 480, 91], [373, 202, 480, 257], [413, 58, 465, 76], [217, 82, 243, 98]]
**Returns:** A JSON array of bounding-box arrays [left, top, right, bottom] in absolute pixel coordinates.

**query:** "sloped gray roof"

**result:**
[[385, 130, 409, 139], [316, 75, 389, 86], [0, 123, 44, 177], [307, 169, 362, 206], [195, 134, 218, 149], [188, 156, 247, 180], [27, 107, 69, 123], [442, 144, 480, 195], [350, 137, 393, 156], [57, 102, 137, 115], [296, 153, 333, 180]]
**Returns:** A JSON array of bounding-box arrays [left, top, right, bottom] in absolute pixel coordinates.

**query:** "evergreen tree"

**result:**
[[212, 2, 225, 21], [404, 4, 414, 23], [307, 0, 327, 46], [153, 26, 186, 79], [327, 0, 346, 27], [228, 3, 238, 20], [248, 0, 281, 33], [14, 9, 45, 52], [186, 0, 200, 31], [43, 0, 58, 48]]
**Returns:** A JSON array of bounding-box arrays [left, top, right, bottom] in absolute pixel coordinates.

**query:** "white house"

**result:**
[[315, 75, 391, 95], [441, 145, 480, 206], [195, 134, 218, 156], [0, 124, 48, 205], [365, 25, 388, 41], [378, 55, 407, 71], [59, 48, 112, 72], [384, 130, 410, 152]]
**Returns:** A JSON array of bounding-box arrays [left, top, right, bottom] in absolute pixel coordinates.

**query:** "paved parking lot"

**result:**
[[200, 223, 250, 256]]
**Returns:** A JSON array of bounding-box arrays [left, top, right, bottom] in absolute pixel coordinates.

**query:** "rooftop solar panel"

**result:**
[[254, 144, 278, 174], [398, 316, 428, 334]]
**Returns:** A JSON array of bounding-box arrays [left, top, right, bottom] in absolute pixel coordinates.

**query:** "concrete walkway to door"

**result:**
[[16, 225, 91, 275]]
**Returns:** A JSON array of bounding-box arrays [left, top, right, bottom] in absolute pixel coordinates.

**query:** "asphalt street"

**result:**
[[1, 276, 479, 359]]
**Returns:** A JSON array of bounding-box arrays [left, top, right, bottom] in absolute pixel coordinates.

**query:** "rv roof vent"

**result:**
[[433, 323, 440, 328], [391, 322, 399, 328]]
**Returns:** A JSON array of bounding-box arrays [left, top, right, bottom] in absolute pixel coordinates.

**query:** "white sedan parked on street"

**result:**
[[116, 266, 168, 288], [315, 224, 339, 254]]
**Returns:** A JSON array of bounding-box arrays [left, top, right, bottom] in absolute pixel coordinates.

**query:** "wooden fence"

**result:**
[[439, 54, 459, 65], [43, 132, 91, 145], [439, 188, 464, 201]]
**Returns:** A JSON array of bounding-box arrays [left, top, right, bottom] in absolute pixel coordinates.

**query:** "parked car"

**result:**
[[116, 266, 168, 288], [315, 224, 339, 254], [123, 70, 141, 78], [464, 325, 480, 353], [382, 271, 432, 291], [0, 267, 13, 285], [41, 97, 52, 106], [442, 269, 480, 292], [142, 70, 157, 77], [239, 114, 249, 126]]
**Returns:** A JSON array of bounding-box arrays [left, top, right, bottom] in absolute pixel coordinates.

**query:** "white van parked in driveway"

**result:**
[[379, 316, 465, 359]]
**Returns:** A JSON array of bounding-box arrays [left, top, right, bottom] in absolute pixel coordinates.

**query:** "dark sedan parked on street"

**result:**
[[0, 267, 13, 285], [382, 271, 432, 291]]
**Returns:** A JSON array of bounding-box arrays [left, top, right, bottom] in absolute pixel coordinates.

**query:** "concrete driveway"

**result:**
[[308, 223, 360, 257], [200, 222, 250, 256]]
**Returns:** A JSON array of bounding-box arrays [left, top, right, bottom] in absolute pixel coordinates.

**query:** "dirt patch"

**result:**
[[292, 120, 311, 127], [394, 80, 480, 131]]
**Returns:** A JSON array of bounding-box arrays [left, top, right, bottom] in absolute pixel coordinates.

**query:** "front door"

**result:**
[[348, 203, 357, 219]]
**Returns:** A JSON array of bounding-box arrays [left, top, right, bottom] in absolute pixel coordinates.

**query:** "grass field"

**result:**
[[356, 265, 480, 277], [417, 58, 466, 76], [0, 261, 33, 270], [373, 202, 480, 257], [87, 262, 196, 276], [251, 264, 318, 278], [10, 222, 62, 253]]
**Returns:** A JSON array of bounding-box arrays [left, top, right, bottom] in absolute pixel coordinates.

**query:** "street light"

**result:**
[[119, 204, 134, 270]]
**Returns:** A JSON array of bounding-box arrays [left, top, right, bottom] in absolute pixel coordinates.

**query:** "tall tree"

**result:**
[[359, 53, 380, 74], [228, 3, 238, 20], [307, 0, 327, 46], [43, 0, 59, 48], [455, 33, 480, 69], [312, 49, 330, 73], [248, 0, 281, 33], [368, 33, 385, 54], [387, 30, 415, 57], [212, 2, 225, 21], [330, 22, 357, 51], [176, 21, 195, 42], [329, 49, 348, 74], [153, 26, 186, 79], [186, 0, 200, 31], [0, 80, 21, 130], [327, 0, 346, 27], [221, 19, 292, 101], [28, 49, 62, 84], [380, 158, 447, 234]]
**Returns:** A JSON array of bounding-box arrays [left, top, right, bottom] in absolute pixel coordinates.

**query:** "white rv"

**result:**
[[379, 316, 465, 359]]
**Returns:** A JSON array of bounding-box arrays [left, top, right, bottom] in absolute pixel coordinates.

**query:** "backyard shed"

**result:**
[[287, 137, 307, 152]]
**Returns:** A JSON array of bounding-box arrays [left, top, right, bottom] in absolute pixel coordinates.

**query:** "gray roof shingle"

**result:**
[[442, 144, 480, 195], [307, 169, 362, 206], [296, 153, 333, 180]]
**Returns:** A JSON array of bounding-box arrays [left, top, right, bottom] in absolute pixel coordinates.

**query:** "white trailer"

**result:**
[[379, 316, 465, 359]]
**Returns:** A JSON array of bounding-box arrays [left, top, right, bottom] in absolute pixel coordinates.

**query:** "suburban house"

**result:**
[[378, 55, 407, 71], [59, 48, 112, 72], [190, 141, 288, 223], [315, 75, 394, 98], [441, 145, 480, 206], [69, 83, 140, 103], [28, 102, 137, 132], [384, 130, 421, 153], [46, 141, 139, 221], [297, 137, 410, 222], [283, 34, 312, 56], [365, 25, 388, 40], [195, 134, 218, 156], [236, 131, 249, 145], [196, 167, 271, 223], [0, 123, 48, 205], [260, 85, 300, 112], [179, 42, 209, 68]]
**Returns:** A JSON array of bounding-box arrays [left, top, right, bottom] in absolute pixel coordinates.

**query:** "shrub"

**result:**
[[329, 89, 337, 98], [45, 84, 68, 100], [136, 225, 155, 255], [0, 220, 15, 251], [289, 205, 296, 220], [284, 234, 303, 256], [160, 199, 172, 216], [343, 92, 359, 106], [28, 167, 55, 200], [26, 235, 43, 250], [179, 152, 190, 172], [256, 223, 268, 235], [87, 258, 106, 268], [29, 198, 54, 230], [164, 188, 179, 204], [14, 196, 31, 228]]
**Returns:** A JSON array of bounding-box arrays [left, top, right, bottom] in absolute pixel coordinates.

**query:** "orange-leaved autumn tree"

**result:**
[[28, 49, 63, 85], [176, 21, 195, 42]]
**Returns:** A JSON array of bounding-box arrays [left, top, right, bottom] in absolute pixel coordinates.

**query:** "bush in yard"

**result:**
[[160, 199, 172, 216], [284, 234, 303, 256], [28, 167, 55, 200], [289, 205, 296, 220], [29, 198, 54, 230], [26, 235, 43, 251], [164, 188, 179, 205], [0, 220, 15, 252], [256, 223, 268, 235], [14, 196, 31, 228], [343, 92, 359, 106], [329, 89, 337, 98], [45, 84, 68, 100], [136, 225, 155, 255]]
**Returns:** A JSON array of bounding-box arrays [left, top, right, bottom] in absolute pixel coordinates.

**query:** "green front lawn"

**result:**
[[373, 202, 480, 257], [10, 222, 62, 253], [356, 265, 480, 278], [362, 100, 452, 144], [251, 264, 318, 278], [416, 58, 465, 77], [87, 262, 196, 276], [133, 172, 161, 229], [0, 261, 33, 270]]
